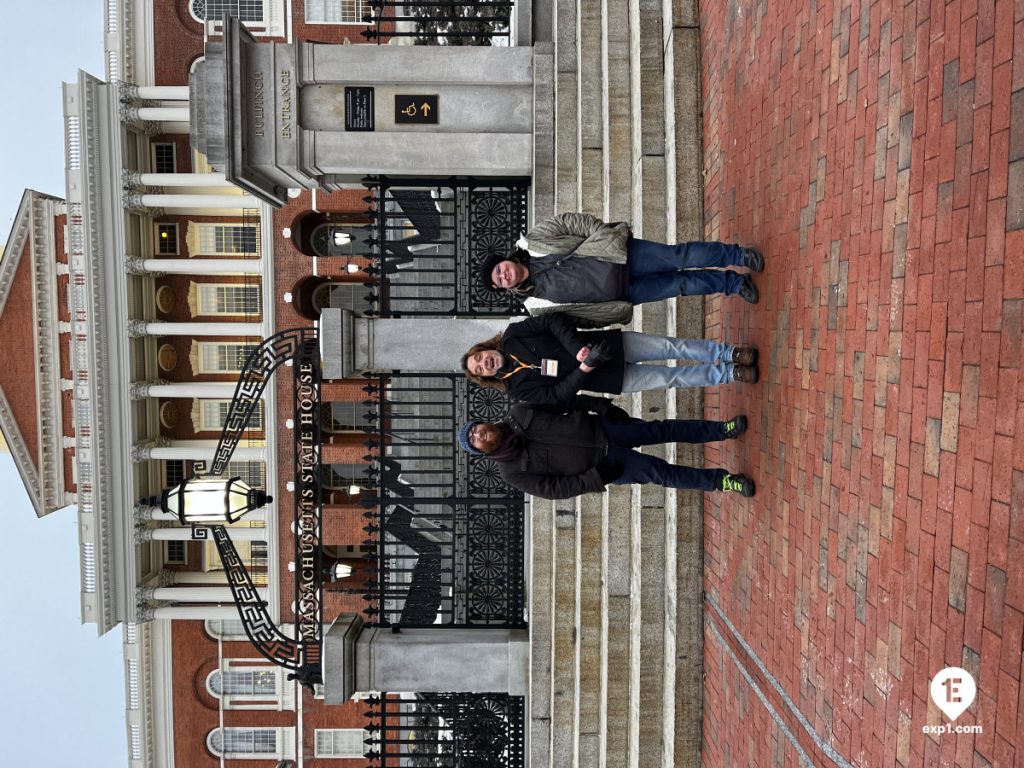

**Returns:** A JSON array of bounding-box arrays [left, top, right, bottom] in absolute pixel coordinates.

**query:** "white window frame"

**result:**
[[151, 142, 177, 174], [314, 729, 368, 758], [305, 0, 371, 25], [193, 283, 262, 316], [188, 0, 285, 37], [155, 223, 179, 255], [207, 727, 294, 759], [195, 342, 259, 374], [187, 222, 261, 257], [198, 399, 264, 432], [225, 460, 266, 488], [204, 618, 249, 640]]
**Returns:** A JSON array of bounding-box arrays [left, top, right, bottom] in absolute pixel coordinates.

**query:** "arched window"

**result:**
[[323, 464, 371, 490], [311, 282, 374, 316], [190, 0, 264, 23], [204, 618, 249, 640], [207, 668, 278, 697], [207, 727, 292, 758], [310, 223, 373, 258]]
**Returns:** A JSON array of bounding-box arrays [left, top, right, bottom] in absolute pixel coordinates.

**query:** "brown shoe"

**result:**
[[731, 346, 758, 366], [733, 364, 759, 384]]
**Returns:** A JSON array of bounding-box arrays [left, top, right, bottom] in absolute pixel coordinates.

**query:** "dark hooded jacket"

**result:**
[[497, 313, 625, 406], [495, 400, 611, 500]]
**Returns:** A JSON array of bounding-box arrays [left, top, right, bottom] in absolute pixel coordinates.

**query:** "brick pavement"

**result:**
[[699, 1, 1024, 765]]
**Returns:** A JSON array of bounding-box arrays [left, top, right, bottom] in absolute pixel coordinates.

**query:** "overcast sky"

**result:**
[[0, 3, 128, 765]]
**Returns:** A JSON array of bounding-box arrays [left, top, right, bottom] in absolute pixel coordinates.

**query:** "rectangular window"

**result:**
[[152, 143, 176, 173], [197, 342, 259, 373], [323, 401, 360, 432], [191, 223, 260, 256], [164, 459, 185, 486], [196, 284, 262, 316], [156, 223, 179, 255], [199, 400, 264, 431], [164, 540, 187, 565], [306, 0, 370, 23], [225, 461, 266, 488], [314, 729, 366, 758]]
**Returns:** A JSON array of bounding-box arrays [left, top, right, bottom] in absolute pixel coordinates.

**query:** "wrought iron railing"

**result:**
[[365, 693, 526, 768], [357, 373, 526, 628], [361, 177, 529, 317], [362, 1, 515, 45]]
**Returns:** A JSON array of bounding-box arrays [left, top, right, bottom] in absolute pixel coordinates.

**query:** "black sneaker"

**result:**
[[722, 415, 748, 439], [731, 346, 758, 366], [738, 274, 759, 304], [743, 247, 765, 272], [733, 364, 759, 384], [719, 472, 755, 497]]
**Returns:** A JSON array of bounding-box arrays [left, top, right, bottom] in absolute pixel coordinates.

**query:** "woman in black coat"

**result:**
[[460, 312, 756, 407]]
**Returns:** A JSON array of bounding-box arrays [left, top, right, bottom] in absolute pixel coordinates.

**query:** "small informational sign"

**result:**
[[394, 94, 439, 125], [345, 86, 375, 131]]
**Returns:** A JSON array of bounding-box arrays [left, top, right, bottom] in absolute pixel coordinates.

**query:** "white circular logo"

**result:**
[[929, 667, 976, 721]]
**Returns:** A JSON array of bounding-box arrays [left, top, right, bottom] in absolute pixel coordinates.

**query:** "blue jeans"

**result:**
[[626, 238, 747, 302], [619, 331, 734, 392], [602, 415, 727, 491]]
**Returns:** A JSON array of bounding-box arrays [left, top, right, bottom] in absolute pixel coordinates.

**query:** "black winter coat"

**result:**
[[496, 402, 609, 500], [498, 313, 625, 406]]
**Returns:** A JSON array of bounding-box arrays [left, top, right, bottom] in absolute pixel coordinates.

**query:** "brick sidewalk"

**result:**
[[699, 1, 1024, 766]]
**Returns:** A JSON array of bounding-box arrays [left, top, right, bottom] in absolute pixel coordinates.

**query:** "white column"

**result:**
[[150, 526, 269, 541], [152, 586, 266, 603], [153, 605, 240, 620], [169, 571, 230, 585], [128, 258, 262, 275], [127, 320, 262, 337], [127, 193, 260, 209], [135, 441, 266, 462], [134, 85, 190, 101], [131, 381, 243, 399], [136, 172, 234, 188], [134, 106, 191, 122]]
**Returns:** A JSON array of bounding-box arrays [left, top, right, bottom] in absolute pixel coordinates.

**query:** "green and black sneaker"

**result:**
[[722, 415, 748, 439], [719, 472, 755, 497]]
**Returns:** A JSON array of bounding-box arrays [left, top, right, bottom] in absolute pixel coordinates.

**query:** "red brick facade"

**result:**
[[146, 4, 385, 759]]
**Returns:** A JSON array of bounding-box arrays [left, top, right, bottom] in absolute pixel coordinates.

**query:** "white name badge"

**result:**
[[541, 359, 559, 377]]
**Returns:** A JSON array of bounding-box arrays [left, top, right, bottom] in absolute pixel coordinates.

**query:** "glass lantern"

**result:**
[[157, 476, 272, 525]]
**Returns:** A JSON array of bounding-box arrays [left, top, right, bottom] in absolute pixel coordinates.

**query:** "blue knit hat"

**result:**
[[457, 419, 485, 456]]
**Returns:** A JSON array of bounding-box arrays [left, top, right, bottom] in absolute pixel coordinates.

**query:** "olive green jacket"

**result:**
[[518, 213, 634, 327]]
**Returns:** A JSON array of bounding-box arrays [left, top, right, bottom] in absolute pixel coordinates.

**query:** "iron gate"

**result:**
[[358, 373, 526, 628], [362, 177, 530, 317], [362, 1, 515, 45], [365, 693, 526, 768]]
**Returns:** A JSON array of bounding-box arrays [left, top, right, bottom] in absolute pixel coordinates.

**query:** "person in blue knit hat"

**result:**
[[456, 396, 754, 500]]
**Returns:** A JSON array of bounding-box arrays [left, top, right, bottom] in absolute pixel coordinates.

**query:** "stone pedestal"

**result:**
[[319, 308, 519, 378], [322, 613, 529, 704], [190, 18, 535, 206]]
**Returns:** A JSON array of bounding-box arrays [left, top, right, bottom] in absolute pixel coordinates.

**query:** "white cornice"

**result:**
[[30, 194, 68, 513], [66, 72, 137, 633]]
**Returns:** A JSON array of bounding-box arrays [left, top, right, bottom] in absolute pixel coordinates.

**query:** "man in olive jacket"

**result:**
[[456, 398, 755, 500], [480, 212, 763, 327]]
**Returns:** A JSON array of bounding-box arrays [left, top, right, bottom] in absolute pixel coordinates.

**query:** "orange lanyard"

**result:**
[[498, 353, 539, 380]]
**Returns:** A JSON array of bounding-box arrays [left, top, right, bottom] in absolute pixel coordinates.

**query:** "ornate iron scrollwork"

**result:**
[[365, 692, 526, 768], [198, 327, 323, 687]]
